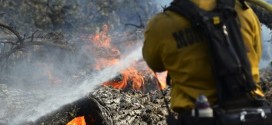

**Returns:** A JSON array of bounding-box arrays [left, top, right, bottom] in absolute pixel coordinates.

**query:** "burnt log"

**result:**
[[32, 95, 113, 125], [26, 85, 175, 125], [89, 86, 175, 125]]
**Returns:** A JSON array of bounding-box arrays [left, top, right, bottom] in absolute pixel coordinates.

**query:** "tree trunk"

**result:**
[[32, 95, 113, 125]]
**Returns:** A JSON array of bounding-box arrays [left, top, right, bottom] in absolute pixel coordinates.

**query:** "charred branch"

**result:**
[[0, 22, 23, 43], [125, 23, 144, 29], [0, 39, 74, 63], [29, 30, 38, 42], [125, 14, 145, 29], [23, 40, 73, 50], [0, 22, 74, 63], [0, 41, 18, 46]]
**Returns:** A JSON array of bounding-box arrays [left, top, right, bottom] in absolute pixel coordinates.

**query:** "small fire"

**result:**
[[66, 115, 95, 125], [66, 70, 167, 125], [67, 24, 116, 125], [103, 67, 144, 90], [67, 117, 86, 125], [89, 24, 111, 48], [83, 24, 120, 70], [67, 24, 167, 125]]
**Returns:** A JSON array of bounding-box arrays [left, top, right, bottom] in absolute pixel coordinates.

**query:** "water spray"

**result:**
[[10, 45, 143, 125]]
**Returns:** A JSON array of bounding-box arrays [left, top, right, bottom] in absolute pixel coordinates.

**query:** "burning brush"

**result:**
[[65, 68, 168, 125]]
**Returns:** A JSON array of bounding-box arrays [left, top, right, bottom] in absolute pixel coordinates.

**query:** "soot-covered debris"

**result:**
[[90, 86, 174, 125], [1, 69, 272, 125]]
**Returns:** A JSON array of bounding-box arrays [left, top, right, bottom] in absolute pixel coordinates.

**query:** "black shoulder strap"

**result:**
[[164, 0, 205, 27], [164, 0, 248, 23], [238, 0, 249, 10], [217, 0, 235, 9], [164, 0, 237, 26]]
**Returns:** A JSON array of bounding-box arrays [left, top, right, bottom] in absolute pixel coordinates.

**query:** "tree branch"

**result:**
[[0, 41, 18, 46], [0, 22, 23, 44], [125, 13, 145, 29]]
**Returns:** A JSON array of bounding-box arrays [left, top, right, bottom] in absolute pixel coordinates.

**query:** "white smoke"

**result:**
[[155, 0, 171, 7], [10, 44, 143, 124], [0, 0, 161, 124], [260, 25, 272, 69]]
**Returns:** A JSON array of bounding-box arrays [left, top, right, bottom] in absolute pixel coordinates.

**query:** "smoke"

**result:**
[[1, 0, 271, 124], [0, 0, 161, 124], [260, 25, 272, 69], [155, 0, 172, 7], [10, 44, 143, 124]]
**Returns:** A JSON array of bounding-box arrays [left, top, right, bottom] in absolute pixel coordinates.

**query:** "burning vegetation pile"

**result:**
[[0, 0, 163, 124], [66, 86, 171, 125], [85, 86, 172, 125], [0, 68, 171, 125], [1, 68, 272, 125]]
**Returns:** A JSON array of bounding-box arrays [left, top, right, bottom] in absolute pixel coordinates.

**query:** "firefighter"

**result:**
[[142, 0, 263, 124]]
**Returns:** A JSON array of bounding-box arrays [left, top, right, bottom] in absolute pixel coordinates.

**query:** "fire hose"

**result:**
[[246, 0, 272, 12]]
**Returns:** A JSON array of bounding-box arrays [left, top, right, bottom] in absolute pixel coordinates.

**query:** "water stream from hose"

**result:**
[[11, 45, 143, 125]]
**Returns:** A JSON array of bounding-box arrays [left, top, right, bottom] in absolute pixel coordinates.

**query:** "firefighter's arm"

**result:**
[[252, 11, 262, 63], [252, 11, 264, 97], [142, 18, 165, 72]]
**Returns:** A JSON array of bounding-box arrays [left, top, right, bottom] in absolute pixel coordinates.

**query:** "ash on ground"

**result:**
[[90, 86, 175, 125]]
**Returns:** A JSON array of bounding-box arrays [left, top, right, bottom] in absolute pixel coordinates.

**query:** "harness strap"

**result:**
[[164, 0, 236, 26]]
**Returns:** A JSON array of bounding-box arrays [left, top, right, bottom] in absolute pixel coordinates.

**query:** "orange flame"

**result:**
[[66, 114, 95, 125], [67, 117, 86, 125], [66, 71, 167, 125], [89, 24, 111, 48], [83, 24, 121, 71], [103, 67, 144, 90]]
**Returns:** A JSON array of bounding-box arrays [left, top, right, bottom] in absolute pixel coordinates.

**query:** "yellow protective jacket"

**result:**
[[142, 0, 262, 112]]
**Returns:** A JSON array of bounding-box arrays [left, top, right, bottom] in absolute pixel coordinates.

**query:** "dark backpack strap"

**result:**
[[212, 0, 256, 93], [164, 0, 237, 26], [164, 0, 206, 27], [217, 0, 248, 10], [216, 0, 235, 9], [238, 0, 249, 10]]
